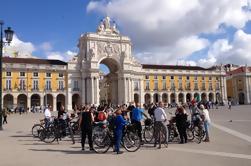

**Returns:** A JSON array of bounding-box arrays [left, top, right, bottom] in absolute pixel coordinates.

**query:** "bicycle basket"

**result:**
[[144, 118, 153, 126]]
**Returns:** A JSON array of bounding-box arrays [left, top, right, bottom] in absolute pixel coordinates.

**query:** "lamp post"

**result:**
[[0, 20, 14, 130]]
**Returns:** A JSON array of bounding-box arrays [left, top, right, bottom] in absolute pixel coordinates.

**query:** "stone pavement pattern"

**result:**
[[0, 105, 251, 166]]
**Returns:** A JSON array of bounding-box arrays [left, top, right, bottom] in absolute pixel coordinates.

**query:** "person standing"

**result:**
[[153, 101, 168, 148], [131, 103, 147, 143], [114, 108, 128, 154], [2, 108, 9, 124], [78, 106, 94, 151], [44, 106, 52, 128], [228, 100, 232, 111], [175, 107, 188, 144], [200, 105, 211, 142]]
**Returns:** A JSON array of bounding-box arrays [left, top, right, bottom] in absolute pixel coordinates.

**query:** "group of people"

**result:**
[[41, 99, 211, 154]]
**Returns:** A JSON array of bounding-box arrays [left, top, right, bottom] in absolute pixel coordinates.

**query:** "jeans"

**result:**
[[204, 121, 210, 139], [131, 120, 142, 141], [81, 127, 93, 149], [44, 118, 50, 128], [114, 129, 122, 152]]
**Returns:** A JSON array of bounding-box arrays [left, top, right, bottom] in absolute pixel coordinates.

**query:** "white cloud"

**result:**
[[39, 42, 53, 52], [46, 50, 77, 61], [3, 34, 36, 58], [198, 30, 251, 66], [87, 0, 251, 66]]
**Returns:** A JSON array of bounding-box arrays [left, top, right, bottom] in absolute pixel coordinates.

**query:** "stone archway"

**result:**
[[99, 57, 120, 105], [144, 93, 151, 104], [153, 93, 159, 103], [72, 94, 81, 109], [178, 93, 184, 103], [170, 93, 176, 103], [201, 93, 207, 101], [57, 94, 66, 111], [162, 93, 168, 103], [31, 94, 40, 108], [44, 94, 53, 108], [3, 94, 14, 109], [209, 93, 214, 102], [134, 93, 139, 104], [186, 93, 192, 102], [238, 92, 245, 105], [17, 94, 27, 109]]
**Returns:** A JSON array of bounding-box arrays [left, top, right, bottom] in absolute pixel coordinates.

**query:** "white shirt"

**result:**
[[44, 108, 51, 118], [202, 109, 211, 123], [154, 107, 167, 122]]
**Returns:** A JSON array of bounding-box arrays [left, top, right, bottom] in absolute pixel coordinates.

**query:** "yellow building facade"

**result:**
[[2, 57, 67, 112]]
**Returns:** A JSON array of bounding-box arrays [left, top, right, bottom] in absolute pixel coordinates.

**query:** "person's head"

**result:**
[[158, 101, 163, 108], [200, 104, 205, 110], [115, 109, 122, 115]]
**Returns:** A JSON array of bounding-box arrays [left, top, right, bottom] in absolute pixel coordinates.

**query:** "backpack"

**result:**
[[97, 111, 106, 121]]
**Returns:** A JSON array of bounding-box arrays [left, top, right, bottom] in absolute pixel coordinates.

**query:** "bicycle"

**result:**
[[92, 122, 141, 153], [32, 119, 45, 138], [143, 118, 154, 143], [153, 121, 169, 148], [39, 118, 75, 144]]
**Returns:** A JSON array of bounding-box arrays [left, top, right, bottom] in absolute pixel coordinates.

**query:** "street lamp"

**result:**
[[0, 20, 14, 130]]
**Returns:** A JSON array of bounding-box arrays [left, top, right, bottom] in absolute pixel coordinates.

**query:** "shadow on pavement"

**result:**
[[29, 148, 114, 155]]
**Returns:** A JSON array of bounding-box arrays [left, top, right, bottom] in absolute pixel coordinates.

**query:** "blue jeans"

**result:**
[[204, 121, 210, 139], [114, 129, 122, 152]]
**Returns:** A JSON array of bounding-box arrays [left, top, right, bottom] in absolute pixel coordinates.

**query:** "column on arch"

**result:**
[[81, 77, 86, 105], [53, 96, 57, 111], [139, 79, 144, 106]]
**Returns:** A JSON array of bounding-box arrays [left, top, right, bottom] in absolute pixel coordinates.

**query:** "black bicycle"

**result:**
[[39, 118, 75, 144], [92, 122, 141, 153]]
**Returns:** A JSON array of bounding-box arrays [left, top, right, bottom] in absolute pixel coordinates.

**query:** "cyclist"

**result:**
[[58, 106, 68, 137], [114, 108, 128, 154], [131, 103, 147, 144], [44, 106, 52, 128], [153, 101, 168, 148], [175, 106, 188, 144]]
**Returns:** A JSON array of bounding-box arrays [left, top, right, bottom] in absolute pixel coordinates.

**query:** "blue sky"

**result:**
[[1, 0, 251, 68]]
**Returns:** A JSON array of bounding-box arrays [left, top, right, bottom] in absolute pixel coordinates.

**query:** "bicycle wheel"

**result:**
[[186, 128, 194, 141], [168, 127, 174, 142], [32, 124, 44, 138], [39, 126, 56, 143], [92, 129, 111, 153], [194, 126, 202, 144], [143, 125, 154, 143], [123, 130, 141, 152]]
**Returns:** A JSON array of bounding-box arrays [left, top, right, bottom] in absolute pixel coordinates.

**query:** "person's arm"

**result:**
[[78, 114, 82, 130], [91, 112, 95, 123]]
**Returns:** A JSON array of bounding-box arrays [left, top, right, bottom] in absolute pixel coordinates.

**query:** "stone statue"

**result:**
[[97, 22, 105, 32], [104, 16, 111, 29], [112, 23, 119, 34]]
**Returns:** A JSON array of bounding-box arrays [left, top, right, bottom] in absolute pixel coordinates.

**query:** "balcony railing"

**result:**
[[186, 86, 191, 90], [31, 88, 39, 91], [73, 87, 80, 91], [145, 87, 150, 91], [170, 87, 176, 91], [18, 87, 26, 91], [194, 87, 199, 90], [3, 88, 12, 92], [44, 88, 52, 92], [57, 88, 65, 91], [134, 87, 139, 91]]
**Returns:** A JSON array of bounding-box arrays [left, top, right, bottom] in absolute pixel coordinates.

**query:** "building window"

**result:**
[[33, 80, 39, 90], [58, 80, 64, 90], [186, 76, 190, 80], [73, 80, 79, 91], [209, 76, 212, 81], [162, 80, 166, 90], [6, 79, 11, 90], [145, 80, 150, 90], [134, 81, 139, 91], [216, 83, 220, 90], [179, 82, 182, 90], [20, 72, 25, 77], [59, 73, 64, 78], [171, 76, 174, 80], [154, 75, 158, 79], [33, 72, 38, 77], [154, 80, 158, 90], [194, 76, 197, 81], [45, 80, 51, 90], [194, 82, 198, 90], [162, 76, 166, 80], [216, 77, 219, 81], [179, 76, 182, 80], [202, 82, 206, 90], [171, 81, 175, 90], [186, 82, 190, 90], [6, 72, 11, 77], [145, 75, 149, 79], [46, 72, 51, 78], [209, 82, 213, 90], [19, 79, 26, 90], [202, 76, 205, 81]]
